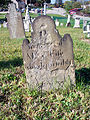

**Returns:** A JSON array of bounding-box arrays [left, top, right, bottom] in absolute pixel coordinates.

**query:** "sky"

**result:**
[[51, 0, 70, 4], [51, 0, 90, 4]]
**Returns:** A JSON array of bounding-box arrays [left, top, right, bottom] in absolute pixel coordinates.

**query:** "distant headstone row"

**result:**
[[54, 15, 80, 28], [22, 16, 75, 91]]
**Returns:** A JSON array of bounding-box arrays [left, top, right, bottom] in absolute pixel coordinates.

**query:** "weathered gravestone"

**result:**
[[7, 3, 25, 39], [22, 16, 75, 91]]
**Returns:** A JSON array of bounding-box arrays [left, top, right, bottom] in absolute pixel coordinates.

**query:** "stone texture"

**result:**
[[22, 15, 75, 91], [7, 3, 25, 39], [11, 0, 19, 8]]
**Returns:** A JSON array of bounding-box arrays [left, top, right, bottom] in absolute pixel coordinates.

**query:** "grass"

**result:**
[[47, 14, 64, 17], [22, 13, 64, 18], [0, 25, 90, 119]]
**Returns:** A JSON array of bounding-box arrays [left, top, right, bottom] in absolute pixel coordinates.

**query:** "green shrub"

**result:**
[[81, 6, 90, 14], [49, 4, 55, 8], [64, 1, 73, 11], [64, 1, 81, 12], [84, 1, 90, 5], [72, 2, 81, 9]]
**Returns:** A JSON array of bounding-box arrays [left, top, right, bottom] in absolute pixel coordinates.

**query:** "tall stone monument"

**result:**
[[55, 19, 59, 26], [22, 16, 75, 91], [44, 3, 47, 15], [66, 14, 71, 27], [23, 6, 30, 32], [7, 3, 25, 39]]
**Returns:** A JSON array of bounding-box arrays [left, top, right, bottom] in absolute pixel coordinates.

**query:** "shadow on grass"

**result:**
[[76, 68, 90, 85], [0, 58, 90, 85], [0, 57, 23, 70]]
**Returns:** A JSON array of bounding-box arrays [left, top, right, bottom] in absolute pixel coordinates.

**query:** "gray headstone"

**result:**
[[22, 16, 75, 91], [7, 3, 25, 39]]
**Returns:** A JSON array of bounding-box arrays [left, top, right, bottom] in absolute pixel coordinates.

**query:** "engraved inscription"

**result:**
[[22, 15, 75, 91], [26, 43, 71, 71]]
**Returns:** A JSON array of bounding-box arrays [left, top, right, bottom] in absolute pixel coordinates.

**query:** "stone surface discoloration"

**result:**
[[7, 3, 25, 39], [22, 15, 75, 91]]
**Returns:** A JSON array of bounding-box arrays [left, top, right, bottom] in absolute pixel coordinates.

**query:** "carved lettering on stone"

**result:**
[[22, 16, 75, 91]]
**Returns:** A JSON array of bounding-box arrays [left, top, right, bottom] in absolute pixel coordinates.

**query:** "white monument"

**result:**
[[83, 20, 87, 33], [25, 6, 30, 23], [60, 23, 63, 26], [66, 14, 71, 27], [87, 22, 90, 38], [3, 21, 7, 28], [0, 24, 1, 28], [73, 18, 80, 28], [24, 6, 30, 32], [44, 3, 47, 15], [83, 21, 90, 38], [55, 19, 59, 26], [23, 20, 29, 32]]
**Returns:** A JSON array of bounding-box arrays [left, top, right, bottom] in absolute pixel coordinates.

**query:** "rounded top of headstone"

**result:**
[[8, 3, 16, 12], [32, 15, 56, 33], [31, 15, 61, 44]]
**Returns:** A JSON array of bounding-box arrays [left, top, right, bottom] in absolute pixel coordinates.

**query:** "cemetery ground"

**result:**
[[0, 26, 90, 119]]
